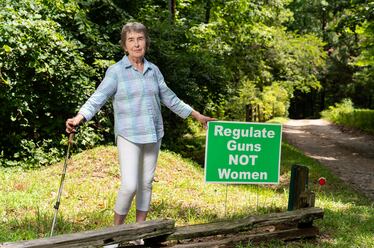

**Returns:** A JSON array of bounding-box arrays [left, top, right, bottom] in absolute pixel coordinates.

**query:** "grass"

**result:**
[[0, 140, 373, 247]]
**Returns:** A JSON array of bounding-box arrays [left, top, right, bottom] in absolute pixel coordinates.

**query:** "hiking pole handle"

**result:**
[[68, 123, 80, 145], [68, 132, 75, 145]]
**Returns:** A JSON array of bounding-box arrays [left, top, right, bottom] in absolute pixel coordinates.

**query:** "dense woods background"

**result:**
[[0, 0, 372, 167]]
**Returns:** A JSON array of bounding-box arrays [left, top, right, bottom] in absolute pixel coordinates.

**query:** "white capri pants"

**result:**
[[114, 136, 161, 215]]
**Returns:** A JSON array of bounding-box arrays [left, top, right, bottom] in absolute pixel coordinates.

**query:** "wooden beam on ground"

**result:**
[[1, 208, 324, 247], [1, 219, 175, 248], [172, 227, 319, 248], [167, 207, 323, 241]]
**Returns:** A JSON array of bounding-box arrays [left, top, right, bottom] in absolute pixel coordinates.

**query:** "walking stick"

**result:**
[[50, 132, 75, 237]]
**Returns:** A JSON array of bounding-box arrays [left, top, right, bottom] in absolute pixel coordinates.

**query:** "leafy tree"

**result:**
[[0, 0, 121, 166], [287, 0, 373, 114], [188, 0, 325, 120], [351, 7, 374, 108]]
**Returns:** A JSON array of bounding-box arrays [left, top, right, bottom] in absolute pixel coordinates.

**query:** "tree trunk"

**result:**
[[205, 0, 211, 23], [169, 0, 176, 23]]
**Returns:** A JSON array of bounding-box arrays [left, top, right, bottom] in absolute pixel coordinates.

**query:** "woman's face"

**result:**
[[124, 31, 146, 60]]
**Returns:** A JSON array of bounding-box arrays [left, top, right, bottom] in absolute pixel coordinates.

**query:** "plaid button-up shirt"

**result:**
[[79, 56, 192, 144]]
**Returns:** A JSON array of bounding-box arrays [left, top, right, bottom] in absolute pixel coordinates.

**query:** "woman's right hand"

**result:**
[[191, 110, 216, 129], [65, 114, 84, 133]]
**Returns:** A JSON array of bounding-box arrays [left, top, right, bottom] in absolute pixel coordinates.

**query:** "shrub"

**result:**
[[321, 99, 374, 133]]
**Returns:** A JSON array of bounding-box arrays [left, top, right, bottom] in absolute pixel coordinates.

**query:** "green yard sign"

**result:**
[[204, 121, 282, 184]]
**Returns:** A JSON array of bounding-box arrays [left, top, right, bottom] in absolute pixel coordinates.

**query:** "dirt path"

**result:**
[[283, 119, 374, 201]]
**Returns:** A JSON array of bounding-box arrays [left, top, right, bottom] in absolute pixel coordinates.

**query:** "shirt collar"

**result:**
[[122, 55, 152, 74]]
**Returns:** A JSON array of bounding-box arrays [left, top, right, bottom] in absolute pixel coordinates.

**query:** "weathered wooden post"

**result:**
[[245, 104, 252, 122], [288, 164, 315, 211], [288, 164, 316, 228]]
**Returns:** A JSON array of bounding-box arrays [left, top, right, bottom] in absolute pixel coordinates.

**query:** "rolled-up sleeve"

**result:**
[[155, 67, 192, 119], [79, 67, 117, 121]]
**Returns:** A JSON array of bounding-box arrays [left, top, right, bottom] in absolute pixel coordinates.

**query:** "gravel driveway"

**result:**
[[283, 119, 374, 201]]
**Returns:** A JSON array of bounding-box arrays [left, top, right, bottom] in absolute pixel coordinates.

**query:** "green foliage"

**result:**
[[262, 83, 290, 119], [338, 109, 374, 133], [0, 139, 61, 168], [353, 19, 374, 108], [225, 80, 290, 121], [0, 0, 123, 166], [321, 98, 354, 121], [197, 0, 326, 121], [63, 122, 106, 152], [287, 0, 374, 111], [321, 99, 374, 133]]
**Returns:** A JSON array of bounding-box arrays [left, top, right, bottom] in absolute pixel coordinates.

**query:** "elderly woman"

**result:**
[[66, 22, 214, 227]]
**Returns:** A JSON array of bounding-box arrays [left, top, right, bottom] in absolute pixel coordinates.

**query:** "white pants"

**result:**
[[114, 136, 161, 215]]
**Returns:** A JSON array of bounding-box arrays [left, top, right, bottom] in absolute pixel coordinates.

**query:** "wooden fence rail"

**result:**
[[1, 207, 324, 248], [1, 219, 175, 248]]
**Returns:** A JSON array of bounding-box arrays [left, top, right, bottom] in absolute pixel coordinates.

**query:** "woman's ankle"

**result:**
[[114, 212, 126, 225], [135, 210, 148, 223]]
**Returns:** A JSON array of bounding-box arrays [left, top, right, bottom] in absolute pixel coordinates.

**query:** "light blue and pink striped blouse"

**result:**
[[79, 55, 192, 144]]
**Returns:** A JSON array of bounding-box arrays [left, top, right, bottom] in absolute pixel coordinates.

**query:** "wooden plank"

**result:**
[[1, 219, 175, 248], [168, 207, 323, 240], [172, 226, 319, 248]]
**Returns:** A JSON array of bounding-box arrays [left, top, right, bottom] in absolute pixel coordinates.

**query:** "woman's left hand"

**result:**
[[191, 110, 216, 129]]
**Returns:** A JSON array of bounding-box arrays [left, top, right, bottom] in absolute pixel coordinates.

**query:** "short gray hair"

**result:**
[[120, 22, 150, 51]]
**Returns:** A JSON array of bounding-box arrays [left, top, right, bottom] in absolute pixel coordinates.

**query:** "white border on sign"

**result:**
[[204, 120, 282, 184]]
